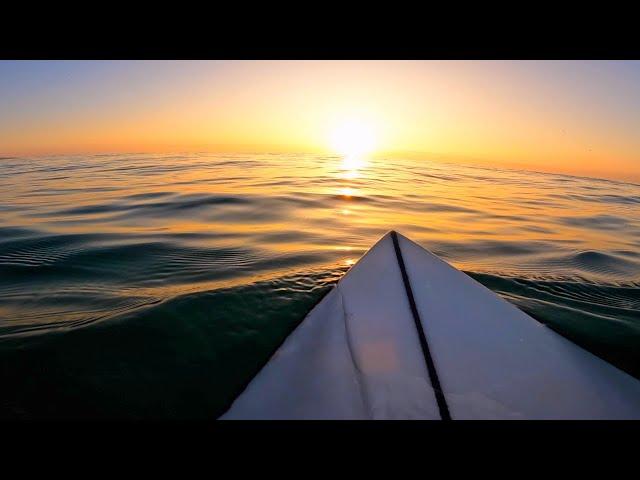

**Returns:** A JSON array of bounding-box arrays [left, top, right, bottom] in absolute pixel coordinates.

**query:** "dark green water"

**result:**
[[1, 153, 639, 419]]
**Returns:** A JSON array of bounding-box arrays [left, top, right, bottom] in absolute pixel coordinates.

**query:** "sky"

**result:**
[[1, 60, 640, 181]]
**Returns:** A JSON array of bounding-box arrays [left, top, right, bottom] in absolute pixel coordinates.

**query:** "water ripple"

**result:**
[[1, 153, 639, 418]]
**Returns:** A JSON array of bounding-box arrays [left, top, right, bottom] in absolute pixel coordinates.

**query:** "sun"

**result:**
[[329, 119, 377, 157]]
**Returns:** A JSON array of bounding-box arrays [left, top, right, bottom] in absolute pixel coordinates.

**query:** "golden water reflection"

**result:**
[[335, 155, 367, 264], [2, 152, 638, 294], [341, 155, 367, 173]]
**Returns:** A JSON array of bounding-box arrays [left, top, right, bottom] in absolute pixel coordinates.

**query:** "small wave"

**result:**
[[558, 214, 631, 230], [0, 235, 88, 268], [541, 250, 640, 279], [0, 226, 42, 240], [431, 239, 552, 258], [51, 193, 251, 217]]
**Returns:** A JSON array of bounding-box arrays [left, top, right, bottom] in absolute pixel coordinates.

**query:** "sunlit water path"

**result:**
[[1, 153, 639, 418]]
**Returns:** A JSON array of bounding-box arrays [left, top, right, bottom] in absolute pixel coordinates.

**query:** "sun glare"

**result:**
[[329, 119, 377, 157], [341, 155, 366, 171]]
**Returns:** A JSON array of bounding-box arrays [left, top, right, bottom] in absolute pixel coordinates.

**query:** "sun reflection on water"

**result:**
[[339, 155, 368, 180], [339, 187, 355, 197], [341, 155, 367, 171]]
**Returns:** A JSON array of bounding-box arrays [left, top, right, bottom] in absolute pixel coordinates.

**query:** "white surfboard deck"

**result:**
[[221, 231, 640, 420]]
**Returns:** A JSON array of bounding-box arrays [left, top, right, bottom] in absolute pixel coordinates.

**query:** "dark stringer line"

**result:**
[[390, 230, 452, 421]]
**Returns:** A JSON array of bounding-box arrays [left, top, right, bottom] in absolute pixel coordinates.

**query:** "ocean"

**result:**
[[1, 153, 639, 419]]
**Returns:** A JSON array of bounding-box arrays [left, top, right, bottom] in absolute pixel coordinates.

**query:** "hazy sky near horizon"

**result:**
[[1, 60, 639, 181]]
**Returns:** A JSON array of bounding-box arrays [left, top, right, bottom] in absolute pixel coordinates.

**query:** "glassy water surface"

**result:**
[[1, 153, 639, 418]]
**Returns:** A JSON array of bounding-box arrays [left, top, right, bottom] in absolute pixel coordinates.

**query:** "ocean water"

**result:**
[[1, 153, 639, 419]]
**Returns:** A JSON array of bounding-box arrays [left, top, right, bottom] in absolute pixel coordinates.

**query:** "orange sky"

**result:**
[[1, 60, 640, 182]]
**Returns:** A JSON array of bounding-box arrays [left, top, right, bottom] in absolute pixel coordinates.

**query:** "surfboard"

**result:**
[[220, 231, 640, 419]]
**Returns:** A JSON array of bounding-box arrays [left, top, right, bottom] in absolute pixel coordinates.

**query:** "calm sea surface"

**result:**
[[1, 153, 639, 418]]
